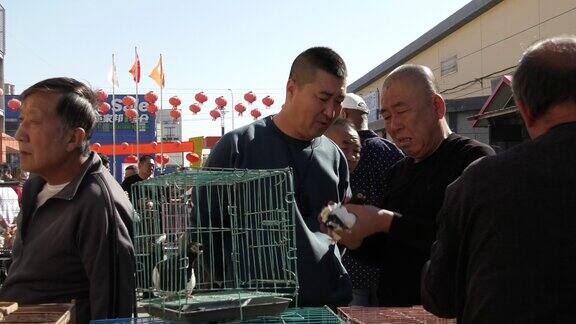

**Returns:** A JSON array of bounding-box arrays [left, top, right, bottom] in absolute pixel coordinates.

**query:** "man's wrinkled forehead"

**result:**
[[22, 92, 61, 116]]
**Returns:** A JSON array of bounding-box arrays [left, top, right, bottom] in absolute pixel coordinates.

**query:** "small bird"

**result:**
[[155, 233, 167, 245], [152, 240, 203, 297], [320, 194, 366, 232], [185, 242, 203, 295]]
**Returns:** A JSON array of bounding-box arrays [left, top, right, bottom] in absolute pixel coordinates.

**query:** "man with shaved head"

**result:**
[[422, 36, 576, 322], [206, 47, 352, 307], [332, 64, 494, 306]]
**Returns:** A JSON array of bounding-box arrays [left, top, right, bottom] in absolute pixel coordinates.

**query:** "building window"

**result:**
[[441, 55, 458, 76], [362, 91, 381, 123]]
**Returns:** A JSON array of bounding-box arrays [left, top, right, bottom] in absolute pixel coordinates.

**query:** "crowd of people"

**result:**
[[0, 35, 573, 323]]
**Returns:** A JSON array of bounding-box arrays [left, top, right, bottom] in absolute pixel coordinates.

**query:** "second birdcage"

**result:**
[[131, 168, 299, 322]]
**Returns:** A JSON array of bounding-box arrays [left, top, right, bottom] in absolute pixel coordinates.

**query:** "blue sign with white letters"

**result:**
[[5, 94, 157, 182]]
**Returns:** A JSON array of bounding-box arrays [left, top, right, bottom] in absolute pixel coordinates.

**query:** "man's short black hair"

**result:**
[[21, 77, 98, 156], [139, 154, 154, 164], [513, 36, 576, 118], [125, 165, 137, 171], [289, 47, 347, 87]]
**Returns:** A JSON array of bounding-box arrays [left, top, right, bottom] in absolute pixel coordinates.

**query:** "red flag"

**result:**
[[129, 53, 141, 83]]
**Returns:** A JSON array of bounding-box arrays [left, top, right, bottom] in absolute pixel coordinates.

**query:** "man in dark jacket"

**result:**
[[0, 78, 135, 323], [334, 65, 494, 306], [121, 154, 155, 203], [422, 36, 576, 322], [205, 47, 352, 307]]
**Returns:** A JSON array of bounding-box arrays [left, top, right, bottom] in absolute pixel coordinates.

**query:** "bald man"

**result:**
[[333, 64, 494, 307], [422, 36, 576, 322]]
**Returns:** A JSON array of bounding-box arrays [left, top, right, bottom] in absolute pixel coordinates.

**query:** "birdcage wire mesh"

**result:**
[[243, 307, 344, 323], [132, 168, 299, 321], [91, 317, 172, 323]]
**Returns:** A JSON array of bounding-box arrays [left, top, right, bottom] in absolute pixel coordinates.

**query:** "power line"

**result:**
[[440, 65, 516, 94]]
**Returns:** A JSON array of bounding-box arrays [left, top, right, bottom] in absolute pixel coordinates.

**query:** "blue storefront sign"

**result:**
[[5, 94, 157, 182]]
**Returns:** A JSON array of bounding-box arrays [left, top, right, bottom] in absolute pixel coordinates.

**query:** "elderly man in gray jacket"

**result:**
[[0, 78, 135, 323]]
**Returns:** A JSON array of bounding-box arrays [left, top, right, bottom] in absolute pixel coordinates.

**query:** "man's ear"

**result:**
[[65, 127, 87, 152], [517, 100, 536, 129], [286, 79, 297, 102], [432, 93, 447, 119]]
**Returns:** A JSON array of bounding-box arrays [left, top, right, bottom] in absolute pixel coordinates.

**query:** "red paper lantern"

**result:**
[[235, 103, 246, 116], [250, 108, 262, 120], [96, 89, 108, 102], [151, 141, 158, 149], [155, 154, 169, 165], [262, 95, 274, 108], [121, 142, 129, 149], [126, 108, 138, 120], [92, 142, 102, 152], [244, 91, 257, 104], [7, 99, 21, 111], [210, 109, 221, 121], [99, 102, 111, 115], [169, 96, 181, 108], [122, 96, 136, 107], [170, 109, 181, 121], [125, 155, 138, 163], [144, 91, 158, 104], [147, 103, 158, 115], [189, 103, 201, 114], [186, 152, 201, 163], [215, 96, 227, 109], [195, 92, 208, 104]]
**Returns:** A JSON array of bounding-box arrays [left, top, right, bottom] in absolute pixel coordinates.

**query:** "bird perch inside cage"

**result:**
[[132, 168, 299, 323]]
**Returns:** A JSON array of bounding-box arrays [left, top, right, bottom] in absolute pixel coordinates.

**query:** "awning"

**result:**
[[468, 75, 516, 127]]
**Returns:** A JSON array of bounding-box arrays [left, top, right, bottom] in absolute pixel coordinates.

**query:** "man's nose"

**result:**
[[15, 126, 28, 143], [323, 101, 341, 118], [389, 116, 403, 132]]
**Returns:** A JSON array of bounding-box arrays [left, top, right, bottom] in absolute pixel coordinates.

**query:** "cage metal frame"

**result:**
[[132, 168, 299, 313]]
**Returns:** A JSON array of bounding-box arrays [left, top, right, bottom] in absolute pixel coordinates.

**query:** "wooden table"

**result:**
[[0, 303, 74, 324]]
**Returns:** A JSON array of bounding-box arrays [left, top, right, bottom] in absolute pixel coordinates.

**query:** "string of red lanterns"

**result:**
[[91, 88, 276, 125], [87, 87, 277, 168]]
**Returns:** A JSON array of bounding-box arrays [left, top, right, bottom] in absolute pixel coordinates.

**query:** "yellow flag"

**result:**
[[149, 55, 165, 88]]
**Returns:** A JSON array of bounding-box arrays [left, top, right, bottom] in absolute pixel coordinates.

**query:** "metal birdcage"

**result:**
[[132, 168, 299, 322], [243, 307, 344, 323]]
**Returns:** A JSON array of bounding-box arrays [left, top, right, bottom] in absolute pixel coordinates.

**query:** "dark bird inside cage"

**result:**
[[152, 241, 203, 296]]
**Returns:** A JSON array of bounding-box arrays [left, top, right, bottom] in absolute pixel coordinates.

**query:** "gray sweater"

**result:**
[[0, 153, 135, 323], [205, 116, 352, 307]]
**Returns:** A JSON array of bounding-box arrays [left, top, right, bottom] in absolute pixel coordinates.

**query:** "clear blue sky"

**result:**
[[3, 0, 469, 138]]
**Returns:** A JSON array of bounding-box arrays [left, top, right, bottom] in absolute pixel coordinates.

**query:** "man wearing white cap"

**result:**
[[340, 93, 403, 305], [340, 93, 403, 207]]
